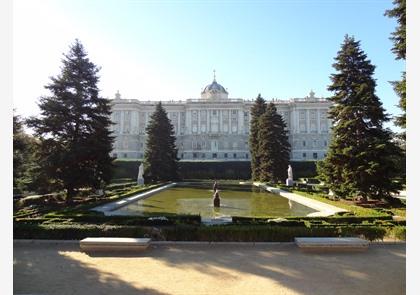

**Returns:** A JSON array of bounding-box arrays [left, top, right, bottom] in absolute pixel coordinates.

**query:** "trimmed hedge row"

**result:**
[[15, 214, 202, 226], [112, 160, 318, 180], [14, 223, 390, 241], [232, 215, 394, 224], [106, 182, 138, 190]]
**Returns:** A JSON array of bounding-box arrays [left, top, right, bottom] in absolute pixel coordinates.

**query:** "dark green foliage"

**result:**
[[15, 214, 201, 226], [385, 0, 406, 60], [318, 35, 403, 201], [249, 94, 267, 180], [258, 103, 291, 182], [385, 0, 406, 140], [26, 40, 115, 200], [111, 159, 316, 180], [14, 218, 392, 241], [13, 223, 148, 240], [179, 161, 251, 179], [13, 113, 38, 194], [288, 161, 317, 178], [144, 102, 179, 182], [111, 159, 142, 179]]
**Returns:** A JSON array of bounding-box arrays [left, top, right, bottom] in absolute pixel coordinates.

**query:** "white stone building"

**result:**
[[110, 76, 332, 161]]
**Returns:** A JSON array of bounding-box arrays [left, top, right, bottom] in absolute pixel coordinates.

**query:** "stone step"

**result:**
[[295, 237, 369, 252], [80, 237, 151, 252]]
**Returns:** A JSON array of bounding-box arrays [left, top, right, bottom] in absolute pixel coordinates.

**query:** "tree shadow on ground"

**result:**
[[13, 243, 171, 295], [14, 242, 405, 295], [142, 243, 406, 295]]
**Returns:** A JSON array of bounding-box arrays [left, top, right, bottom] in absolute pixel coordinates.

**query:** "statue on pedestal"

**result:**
[[286, 164, 294, 186], [137, 163, 144, 185], [213, 190, 220, 207]]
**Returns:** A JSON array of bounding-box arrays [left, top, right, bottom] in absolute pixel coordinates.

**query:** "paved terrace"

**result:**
[[14, 241, 405, 295]]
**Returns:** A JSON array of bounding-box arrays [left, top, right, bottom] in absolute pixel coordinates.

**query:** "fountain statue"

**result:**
[[137, 163, 144, 185], [286, 164, 294, 186], [213, 180, 219, 193], [213, 190, 221, 207]]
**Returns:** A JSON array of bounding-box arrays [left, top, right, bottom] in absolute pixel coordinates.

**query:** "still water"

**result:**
[[111, 182, 316, 218]]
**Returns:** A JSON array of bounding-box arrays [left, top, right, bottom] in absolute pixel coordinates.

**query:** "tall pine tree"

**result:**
[[258, 103, 291, 183], [27, 39, 115, 201], [144, 102, 179, 182], [249, 94, 267, 181], [318, 35, 402, 202], [385, 0, 406, 140]]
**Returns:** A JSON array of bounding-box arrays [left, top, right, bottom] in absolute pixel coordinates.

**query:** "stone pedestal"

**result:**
[[137, 178, 144, 185], [286, 178, 294, 186]]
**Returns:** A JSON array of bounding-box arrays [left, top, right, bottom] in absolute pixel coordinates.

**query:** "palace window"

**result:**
[[233, 153, 237, 158], [303, 141, 306, 147], [224, 153, 228, 158], [212, 153, 217, 159], [313, 152, 318, 159], [302, 153, 306, 158], [193, 153, 197, 159]]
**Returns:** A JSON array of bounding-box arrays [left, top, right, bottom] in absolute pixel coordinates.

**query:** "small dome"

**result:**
[[201, 71, 229, 99], [202, 80, 228, 94]]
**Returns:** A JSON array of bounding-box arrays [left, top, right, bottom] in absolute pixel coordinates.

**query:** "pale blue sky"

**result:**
[[13, 0, 404, 130]]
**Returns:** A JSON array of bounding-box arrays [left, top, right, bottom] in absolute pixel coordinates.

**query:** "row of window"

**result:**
[[301, 152, 325, 159], [188, 153, 248, 159], [115, 152, 323, 160], [301, 140, 328, 147]]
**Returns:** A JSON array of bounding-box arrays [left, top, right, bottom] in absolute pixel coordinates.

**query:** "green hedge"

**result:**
[[232, 215, 393, 225], [16, 214, 202, 226], [13, 223, 149, 240], [106, 182, 138, 190], [112, 160, 318, 180], [14, 222, 388, 241]]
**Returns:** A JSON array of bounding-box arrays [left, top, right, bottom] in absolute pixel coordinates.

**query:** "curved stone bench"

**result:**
[[295, 237, 369, 252], [80, 237, 151, 252]]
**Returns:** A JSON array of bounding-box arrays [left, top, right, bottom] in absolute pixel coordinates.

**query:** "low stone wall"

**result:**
[[92, 183, 177, 215]]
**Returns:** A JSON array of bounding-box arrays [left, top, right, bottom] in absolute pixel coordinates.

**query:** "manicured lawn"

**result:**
[[289, 189, 405, 217]]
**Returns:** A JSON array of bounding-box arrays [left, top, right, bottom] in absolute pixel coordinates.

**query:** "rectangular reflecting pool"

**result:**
[[110, 182, 317, 218]]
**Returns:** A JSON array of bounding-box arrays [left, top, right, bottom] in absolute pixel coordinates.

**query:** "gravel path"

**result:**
[[14, 242, 405, 295]]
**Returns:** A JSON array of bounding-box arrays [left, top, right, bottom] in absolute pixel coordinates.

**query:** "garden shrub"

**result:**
[[13, 223, 149, 240], [112, 159, 318, 180], [339, 225, 387, 241], [14, 222, 390, 241], [386, 226, 406, 241]]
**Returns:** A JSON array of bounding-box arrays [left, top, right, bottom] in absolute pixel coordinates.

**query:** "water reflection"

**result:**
[[112, 183, 316, 218]]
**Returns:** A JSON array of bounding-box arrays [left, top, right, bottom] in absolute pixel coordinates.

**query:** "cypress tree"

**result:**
[[258, 103, 291, 183], [27, 39, 115, 201], [144, 102, 179, 182], [318, 35, 403, 202], [385, 0, 406, 140], [249, 94, 267, 181]]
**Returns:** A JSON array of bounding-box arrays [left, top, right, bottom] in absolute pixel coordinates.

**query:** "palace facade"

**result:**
[[110, 77, 332, 161]]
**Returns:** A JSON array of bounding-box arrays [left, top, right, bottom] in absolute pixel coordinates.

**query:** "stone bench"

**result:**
[[295, 237, 369, 252], [80, 237, 151, 252]]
